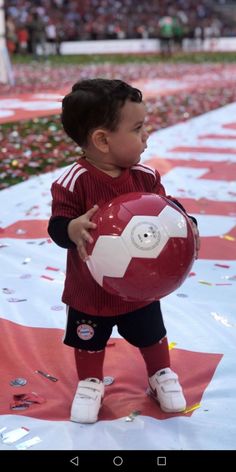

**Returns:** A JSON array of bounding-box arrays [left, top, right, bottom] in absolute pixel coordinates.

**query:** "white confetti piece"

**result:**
[[210, 312, 233, 327], [2, 288, 15, 294], [16, 436, 42, 450], [1, 427, 29, 444], [22, 258, 31, 264]]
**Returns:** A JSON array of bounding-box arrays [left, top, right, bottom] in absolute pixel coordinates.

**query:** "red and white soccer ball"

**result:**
[[86, 192, 195, 302]]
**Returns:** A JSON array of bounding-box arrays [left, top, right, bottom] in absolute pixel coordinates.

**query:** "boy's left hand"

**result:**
[[188, 219, 200, 260]]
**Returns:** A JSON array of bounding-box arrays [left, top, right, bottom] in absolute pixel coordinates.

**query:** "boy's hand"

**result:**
[[188, 218, 200, 260], [68, 205, 99, 261]]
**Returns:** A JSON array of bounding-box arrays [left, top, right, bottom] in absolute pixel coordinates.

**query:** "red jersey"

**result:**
[[50, 158, 169, 316]]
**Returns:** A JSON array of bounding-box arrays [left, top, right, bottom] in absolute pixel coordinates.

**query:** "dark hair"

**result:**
[[61, 78, 142, 147]]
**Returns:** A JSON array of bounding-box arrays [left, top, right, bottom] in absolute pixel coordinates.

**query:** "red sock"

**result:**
[[74, 348, 105, 381], [139, 336, 170, 377]]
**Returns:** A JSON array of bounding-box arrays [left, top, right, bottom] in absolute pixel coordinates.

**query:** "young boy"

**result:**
[[48, 78, 199, 424]]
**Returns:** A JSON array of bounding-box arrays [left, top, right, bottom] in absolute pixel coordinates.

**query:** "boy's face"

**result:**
[[107, 100, 149, 168]]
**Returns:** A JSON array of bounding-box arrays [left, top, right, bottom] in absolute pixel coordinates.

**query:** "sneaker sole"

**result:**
[[147, 387, 186, 413]]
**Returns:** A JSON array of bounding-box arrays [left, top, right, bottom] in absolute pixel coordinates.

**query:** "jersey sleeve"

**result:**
[[50, 181, 83, 219], [48, 179, 83, 249]]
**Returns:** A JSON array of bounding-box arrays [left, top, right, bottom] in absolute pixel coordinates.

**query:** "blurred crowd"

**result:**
[[4, 0, 236, 55]]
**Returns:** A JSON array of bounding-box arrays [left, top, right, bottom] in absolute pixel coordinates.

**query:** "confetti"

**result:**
[[45, 266, 60, 271], [2, 288, 15, 294], [221, 275, 235, 281], [215, 283, 232, 286], [214, 263, 230, 268], [16, 436, 42, 450], [7, 298, 27, 302], [184, 403, 201, 414], [1, 427, 30, 444], [210, 312, 233, 327], [125, 410, 141, 422], [220, 235, 235, 241], [10, 378, 27, 387], [168, 342, 177, 350], [51, 305, 64, 311], [41, 275, 54, 281], [39, 239, 52, 245], [103, 376, 114, 386], [1, 63, 236, 189], [198, 280, 213, 286], [22, 258, 31, 265]]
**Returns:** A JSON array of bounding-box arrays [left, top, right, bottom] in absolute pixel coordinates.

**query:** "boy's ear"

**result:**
[[91, 129, 109, 152]]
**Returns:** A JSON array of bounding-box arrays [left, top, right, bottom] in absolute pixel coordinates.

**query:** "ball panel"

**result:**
[[86, 235, 131, 286], [122, 192, 167, 216], [89, 202, 132, 239], [121, 206, 188, 259], [159, 206, 187, 238], [103, 231, 195, 301], [121, 215, 165, 258], [87, 203, 132, 261]]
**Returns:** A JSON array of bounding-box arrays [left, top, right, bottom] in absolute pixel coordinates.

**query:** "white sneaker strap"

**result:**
[[79, 380, 103, 393], [78, 387, 99, 399], [158, 372, 178, 383], [161, 383, 182, 393]]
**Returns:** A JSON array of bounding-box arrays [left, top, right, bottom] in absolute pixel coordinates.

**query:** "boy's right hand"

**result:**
[[67, 205, 99, 261]]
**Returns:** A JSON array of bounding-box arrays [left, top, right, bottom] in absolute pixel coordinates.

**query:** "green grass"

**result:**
[[11, 51, 236, 66]]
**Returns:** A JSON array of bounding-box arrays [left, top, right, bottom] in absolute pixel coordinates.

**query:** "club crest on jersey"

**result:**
[[77, 323, 95, 340]]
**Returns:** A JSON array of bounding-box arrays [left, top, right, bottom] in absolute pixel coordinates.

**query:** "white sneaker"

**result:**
[[70, 378, 104, 424], [149, 368, 186, 413]]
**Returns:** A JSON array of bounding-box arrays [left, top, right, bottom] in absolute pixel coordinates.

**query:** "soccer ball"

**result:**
[[86, 192, 195, 302]]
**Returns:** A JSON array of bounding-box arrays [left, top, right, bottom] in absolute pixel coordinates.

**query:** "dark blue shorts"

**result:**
[[63, 301, 166, 351]]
